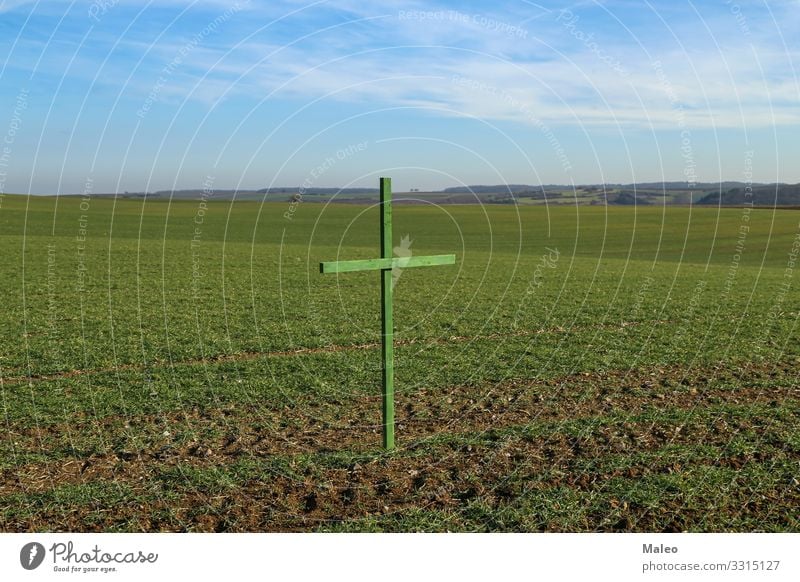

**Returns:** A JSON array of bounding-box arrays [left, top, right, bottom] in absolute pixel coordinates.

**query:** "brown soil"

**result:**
[[1, 360, 797, 531]]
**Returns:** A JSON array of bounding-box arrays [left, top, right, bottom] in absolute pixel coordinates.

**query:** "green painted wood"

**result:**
[[318, 176, 456, 451], [319, 254, 456, 274], [380, 177, 394, 450]]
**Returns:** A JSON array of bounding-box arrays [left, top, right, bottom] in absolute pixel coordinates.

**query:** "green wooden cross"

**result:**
[[320, 177, 456, 450]]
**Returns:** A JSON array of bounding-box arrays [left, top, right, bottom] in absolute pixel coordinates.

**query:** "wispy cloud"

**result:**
[[4, 0, 797, 130], [3, 0, 800, 194]]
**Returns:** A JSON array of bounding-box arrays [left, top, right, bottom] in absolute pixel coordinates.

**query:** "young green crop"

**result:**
[[1, 194, 798, 531]]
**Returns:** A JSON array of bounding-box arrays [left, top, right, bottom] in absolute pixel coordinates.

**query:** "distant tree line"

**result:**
[[697, 184, 800, 206]]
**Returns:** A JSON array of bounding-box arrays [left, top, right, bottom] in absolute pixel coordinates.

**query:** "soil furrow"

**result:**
[[1, 360, 796, 498], [0, 319, 668, 387], [2, 422, 796, 531]]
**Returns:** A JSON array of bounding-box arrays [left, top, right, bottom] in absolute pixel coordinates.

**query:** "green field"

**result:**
[[0, 193, 798, 531]]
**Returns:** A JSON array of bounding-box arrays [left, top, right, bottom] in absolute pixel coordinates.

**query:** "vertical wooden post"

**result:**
[[379, 177, 394, 450]]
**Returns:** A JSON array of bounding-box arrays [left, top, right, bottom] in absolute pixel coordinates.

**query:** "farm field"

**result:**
[[0, 193, 798, 532]]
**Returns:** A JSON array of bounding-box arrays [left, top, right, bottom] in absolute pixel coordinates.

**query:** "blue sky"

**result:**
[[0, 0, 798, 194]]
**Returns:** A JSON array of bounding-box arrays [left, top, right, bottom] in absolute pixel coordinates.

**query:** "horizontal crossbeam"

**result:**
[[320, 254, 455, 274]]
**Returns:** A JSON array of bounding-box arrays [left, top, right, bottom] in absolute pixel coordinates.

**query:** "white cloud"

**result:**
[[7, 0, 799, 130]]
